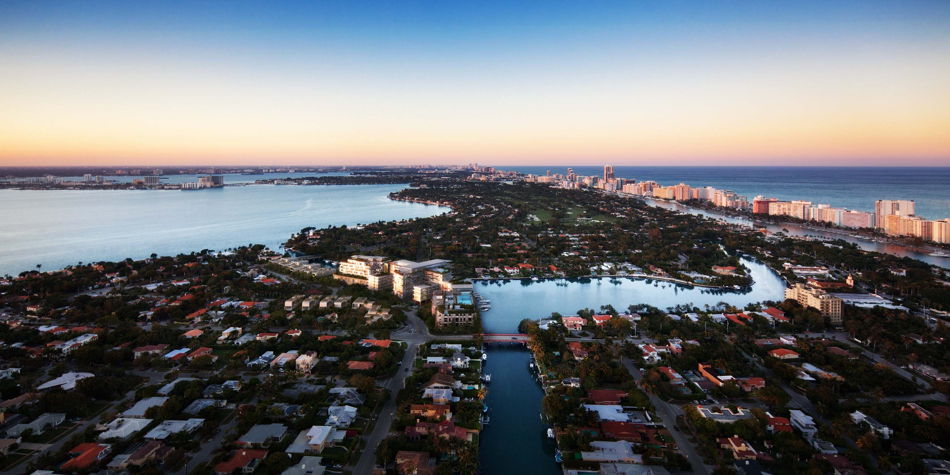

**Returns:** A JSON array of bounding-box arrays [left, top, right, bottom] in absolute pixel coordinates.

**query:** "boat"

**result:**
[[929, 251, 949, 258], [529, 362, 535, 370], [481, 373, 491, 383], [547, 428, 555, 439], [482, 352, 488, 360], [554, 451, 563, 463], [481, 415, 490, 425]]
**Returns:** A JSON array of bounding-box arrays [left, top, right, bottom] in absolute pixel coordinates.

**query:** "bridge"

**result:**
[[479, 333, 529, 343]]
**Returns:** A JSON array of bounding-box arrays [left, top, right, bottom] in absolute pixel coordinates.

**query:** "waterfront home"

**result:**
[[580, 440, 641, 463], [567, 341, 589, 360], [588, 389, 627, 405], [592, 314, 612, 325], [423, 373, 459, 390], [422, 388, 457, 404], [395, 450, 434, 475], [583, 404, 630, 422], [561, 316, 586, 331], [410, 404, 452, 420], [406, 420, 476, 442]]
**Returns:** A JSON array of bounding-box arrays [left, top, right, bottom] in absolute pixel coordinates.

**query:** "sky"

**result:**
[[1, 0, 949, 167]]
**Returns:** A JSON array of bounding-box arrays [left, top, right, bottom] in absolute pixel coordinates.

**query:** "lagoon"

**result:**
[[476, 257, 786, 333]]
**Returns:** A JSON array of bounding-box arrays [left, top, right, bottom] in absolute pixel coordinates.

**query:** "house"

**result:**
[[182, 329, 204, 338], [5, 413, 65, 437], [296, 352, 319, 373], [287, 426, 345, 454], [214, 449, 267, 475], [395, 450, 434, 475], [133, 344, 168, 358], [405, 420, 477, 442], [98, 418, 153, 440], [37, 372, 94, 391], [61, 442, 111, 470], [850, 411, 893, 439], [422, 388, 457, 404], [327, 405, 358, 428], [144, 419, 204, 440], [122, 397, 168, 418], [328, 387, 365, 406], [583, 404, 630, 422], [282, 456, 326, 475], [657, 367, 685, 385], [347, 361, 374, 371], [588, 389, 627, 405], [187, 346, 216, 362], [423, 373, 458, 390], [695, 405, 753, 423], [561, 316, 586, 331], [718, 436, 758, 460], [237, 423, 288, 447], [0, 438, 20, 456], [592, 314, 612, 325], [580, 440, 641, 463], [257, 332, 279, 342], [766, 414, 792, 433], [450, 352, 471, 369], [125, 440, 172, 468], [567, 342, 589, 360], [790, 410, 817, 440], [271, 352, 300, 369], [768, 348, 799, 360], [410, 404, 452, 420], [183, 398, 225, 415]]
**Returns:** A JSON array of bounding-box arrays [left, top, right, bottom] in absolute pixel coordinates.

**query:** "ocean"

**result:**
[[505, 166, 950, 220]]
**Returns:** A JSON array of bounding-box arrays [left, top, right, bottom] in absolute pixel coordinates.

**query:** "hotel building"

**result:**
[[785, 283, 843, 325]]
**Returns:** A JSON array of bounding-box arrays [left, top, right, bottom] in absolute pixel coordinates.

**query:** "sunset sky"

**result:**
[[1, 0, 949, 167]]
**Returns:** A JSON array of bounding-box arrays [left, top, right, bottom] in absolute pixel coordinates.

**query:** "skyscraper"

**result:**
[[603, 164, 615, 181]]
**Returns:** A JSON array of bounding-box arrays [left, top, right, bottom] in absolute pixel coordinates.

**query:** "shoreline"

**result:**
[[473, 273, 750, 290]]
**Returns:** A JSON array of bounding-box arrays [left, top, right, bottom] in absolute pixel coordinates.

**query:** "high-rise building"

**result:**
[[875, 200, 915, 229], [603, 164, 615, 181], [752, 196, 778, 214]]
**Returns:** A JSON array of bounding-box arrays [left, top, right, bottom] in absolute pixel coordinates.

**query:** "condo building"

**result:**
[[785, 283, 843, 325]]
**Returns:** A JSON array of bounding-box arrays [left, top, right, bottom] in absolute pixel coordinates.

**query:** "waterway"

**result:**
[[641, 197, 950, 269], [476, 256, 786, 334], [479, 345, 560, 474], [0, 182, 448, 276]]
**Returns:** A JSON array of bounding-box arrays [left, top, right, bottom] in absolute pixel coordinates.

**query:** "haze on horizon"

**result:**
[[1, 0, 950, 167]]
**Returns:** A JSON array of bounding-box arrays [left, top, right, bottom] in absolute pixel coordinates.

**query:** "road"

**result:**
[[351, 311, 429, 474], [620, 357, 711, 475]]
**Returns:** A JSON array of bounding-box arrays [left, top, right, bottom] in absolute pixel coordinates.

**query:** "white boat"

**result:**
[[929, 251, 949, 258], [482, 352, 488, 360], [547, 428, 555, 439]]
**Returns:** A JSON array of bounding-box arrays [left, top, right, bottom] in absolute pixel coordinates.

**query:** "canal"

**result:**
[[479, 345, 560, 474], [476, 256, 785, 334]]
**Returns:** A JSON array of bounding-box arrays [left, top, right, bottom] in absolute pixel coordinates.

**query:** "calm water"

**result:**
[[0, 183, 447, 276], [476, 257, 786, 334], [479, 346, 559, 474], [509, 166, 950, 220]]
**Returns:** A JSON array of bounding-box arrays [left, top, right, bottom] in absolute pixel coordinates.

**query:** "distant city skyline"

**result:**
[[2, 1, 950, 167]]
